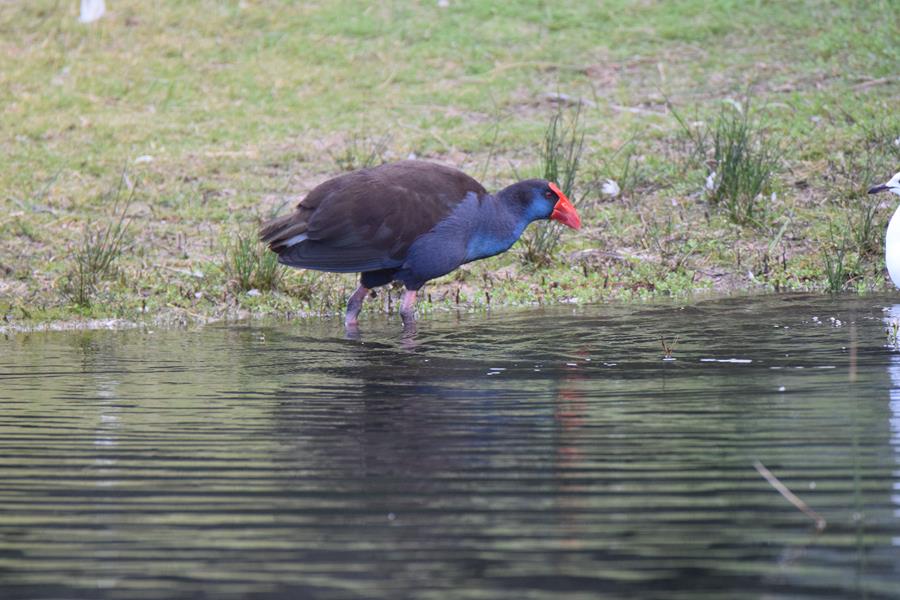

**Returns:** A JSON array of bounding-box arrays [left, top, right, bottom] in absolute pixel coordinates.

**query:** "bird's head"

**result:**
[[869, 172, 900, 197], [503, 179, 582, 229]]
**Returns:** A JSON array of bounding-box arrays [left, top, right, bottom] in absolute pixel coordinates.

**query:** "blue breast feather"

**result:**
[[464, 193, 530, 262], [399, 192, 532, 286]]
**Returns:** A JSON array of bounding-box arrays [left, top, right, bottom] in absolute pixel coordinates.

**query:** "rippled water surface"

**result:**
[[3, 294, 900, 599]]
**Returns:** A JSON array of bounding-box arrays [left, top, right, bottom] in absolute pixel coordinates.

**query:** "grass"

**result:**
[[225, 233, 284, 293], [707, 107, 781, 226], [520, 106, 585, 266], [0, 0, 899, 331], [823, 224, 855, 294], [674, 102, 781, 226], [328, 133, 391, 172], [59, 172, 133, 307]]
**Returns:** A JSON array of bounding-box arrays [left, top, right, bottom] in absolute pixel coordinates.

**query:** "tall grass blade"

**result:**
[[521, 106, 585, 266], [60, 171, 134, 307]]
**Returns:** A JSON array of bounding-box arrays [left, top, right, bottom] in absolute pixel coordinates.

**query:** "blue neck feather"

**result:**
[[464, 189, 548, 262]]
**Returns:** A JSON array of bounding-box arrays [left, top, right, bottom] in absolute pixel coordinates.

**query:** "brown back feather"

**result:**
[[258, 161, 488, 267]]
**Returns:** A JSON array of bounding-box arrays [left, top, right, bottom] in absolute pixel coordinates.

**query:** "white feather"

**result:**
[[876, 171, 900, 288], [886, 204, 900, 288], [601, 179, 620, 197], [283, 233, 308, 247]]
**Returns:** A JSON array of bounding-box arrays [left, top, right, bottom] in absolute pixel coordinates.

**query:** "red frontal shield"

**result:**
[[548, 182, 581, 230]]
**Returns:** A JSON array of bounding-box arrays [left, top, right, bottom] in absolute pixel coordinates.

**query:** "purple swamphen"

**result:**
[[259, 160, 581, 328]]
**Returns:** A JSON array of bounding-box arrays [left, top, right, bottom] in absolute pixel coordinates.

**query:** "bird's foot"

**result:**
[[399, 289, 417, 332], [345, 285, 369, 329], [401, 319, 417, 335], [344, 322, 362, 341]]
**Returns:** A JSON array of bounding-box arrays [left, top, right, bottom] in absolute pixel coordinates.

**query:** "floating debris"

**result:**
[[661, 336, 678, 360], [700, 358, 752, 364], [753, 460, 826, 531], [886, 319, 900, 348]]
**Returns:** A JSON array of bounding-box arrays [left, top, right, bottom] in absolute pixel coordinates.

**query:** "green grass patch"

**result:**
[[225, 233, 284, 293], [58, 172, 134, 307]]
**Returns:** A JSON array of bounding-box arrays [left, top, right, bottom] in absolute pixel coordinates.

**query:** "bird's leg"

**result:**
[[399, 289, 417, 331], [345, 285, 369, 328]]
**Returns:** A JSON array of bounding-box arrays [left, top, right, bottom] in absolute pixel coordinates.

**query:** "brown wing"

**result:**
[[259, 161, 487, 272]]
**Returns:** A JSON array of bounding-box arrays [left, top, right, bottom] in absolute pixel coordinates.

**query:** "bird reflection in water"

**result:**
[[884, 305, 900, 525]]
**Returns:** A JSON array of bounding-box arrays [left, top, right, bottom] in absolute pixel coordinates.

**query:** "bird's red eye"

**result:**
[[545, 191, 554, 199]]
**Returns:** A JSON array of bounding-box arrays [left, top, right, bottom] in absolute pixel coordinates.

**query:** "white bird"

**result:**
[[869, 171, 900, 287], [79, 0, 106, 23]]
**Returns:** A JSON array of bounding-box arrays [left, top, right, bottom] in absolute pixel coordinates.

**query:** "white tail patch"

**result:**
[[283, 233, 308, 247]]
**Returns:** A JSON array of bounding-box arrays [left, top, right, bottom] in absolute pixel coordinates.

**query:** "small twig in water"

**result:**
[[753, 460, 826, 531], [661, 336, 678, 359]]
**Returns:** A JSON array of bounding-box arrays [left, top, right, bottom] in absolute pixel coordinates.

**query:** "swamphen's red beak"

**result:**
[[548, 182, 581, 230]]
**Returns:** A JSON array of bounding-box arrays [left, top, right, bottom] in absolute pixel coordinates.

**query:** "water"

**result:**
[[2, 294, 900, 599]]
